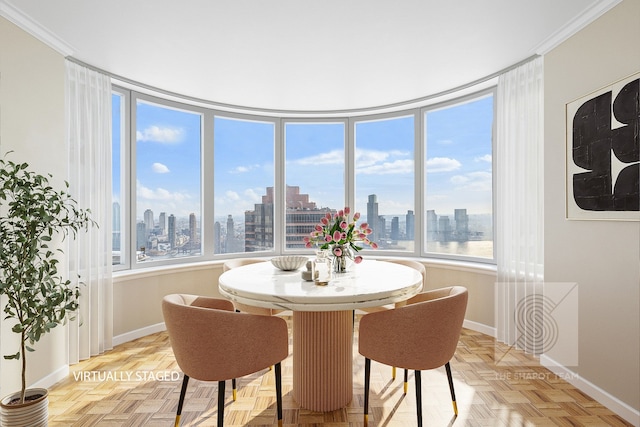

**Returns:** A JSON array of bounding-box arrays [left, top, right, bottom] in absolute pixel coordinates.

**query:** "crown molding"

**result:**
[[0, 0, 74, 56], [533, 0, 622, 55]]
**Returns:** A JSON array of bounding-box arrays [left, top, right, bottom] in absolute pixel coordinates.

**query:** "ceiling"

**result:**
[[2, 0, 618, 113]]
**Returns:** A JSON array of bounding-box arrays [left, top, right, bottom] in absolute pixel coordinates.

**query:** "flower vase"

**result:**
[[332, 255, 348, 273], [331, 245, 352, 273]]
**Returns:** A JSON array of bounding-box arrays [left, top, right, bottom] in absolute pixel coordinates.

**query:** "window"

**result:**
[[213, 116, 275, 254], [354, 115, 416, 252], [424, 93, 494, 259], [113, 87, 495, 268], [134, 98, 202, 263], [111, 92, 126, 267], [284, 122, 345, 250]]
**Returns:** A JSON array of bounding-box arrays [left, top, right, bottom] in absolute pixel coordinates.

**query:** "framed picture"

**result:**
[[566, 72, 639, 221]]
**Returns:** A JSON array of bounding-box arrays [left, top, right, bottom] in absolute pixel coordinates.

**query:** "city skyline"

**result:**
[[122, 187, 492, 262]]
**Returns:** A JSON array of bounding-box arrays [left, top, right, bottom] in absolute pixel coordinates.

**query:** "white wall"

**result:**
[[543, 0, 639, 416], [2, 1, 638, 421], [0, 17, 68, 397]]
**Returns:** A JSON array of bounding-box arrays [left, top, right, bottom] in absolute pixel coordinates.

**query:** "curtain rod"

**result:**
[[66, 54, 540, 116]]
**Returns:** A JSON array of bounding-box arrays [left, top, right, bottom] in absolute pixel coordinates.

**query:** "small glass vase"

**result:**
[[331, 245, 352, 273]]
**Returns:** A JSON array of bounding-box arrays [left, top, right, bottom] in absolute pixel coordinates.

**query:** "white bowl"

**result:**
[[271, 256, 308, 271]]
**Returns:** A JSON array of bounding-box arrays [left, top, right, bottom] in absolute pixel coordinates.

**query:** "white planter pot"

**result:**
[[0, 388, 48, 427]]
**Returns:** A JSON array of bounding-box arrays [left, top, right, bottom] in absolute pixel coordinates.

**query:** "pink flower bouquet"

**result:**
[[303, 207, 377, 267]]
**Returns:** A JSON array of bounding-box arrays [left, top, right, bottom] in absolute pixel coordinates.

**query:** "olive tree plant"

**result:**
[[0, 153, 95, 404]]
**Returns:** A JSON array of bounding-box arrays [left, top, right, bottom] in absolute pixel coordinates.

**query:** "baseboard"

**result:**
[[112, 322, 166, 347], [30, 365, 69, 390], [541, 354, 640, 427], [463, 319, 496, 338]]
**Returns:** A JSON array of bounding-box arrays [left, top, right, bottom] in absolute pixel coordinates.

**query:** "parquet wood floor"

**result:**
[[48, 316, 633, 426]]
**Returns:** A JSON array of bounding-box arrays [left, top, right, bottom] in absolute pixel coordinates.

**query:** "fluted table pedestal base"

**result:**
[[292, 310, 353, 412]]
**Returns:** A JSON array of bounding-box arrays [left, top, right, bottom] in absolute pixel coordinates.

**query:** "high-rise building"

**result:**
[[225, 215, 236, 252], [454, 208, 469, 241], [426, 210, 438, 241], [144, 209, 154, 232], [367, 194, 379, 243], [245, 186, 334, 251], [189, 213, 197, 251], [391, 216, 400, 240], [136, 221, 147, 252], [159, 212, 166, 235], [168, 214, 176, 249], [406, 210, 414, 240], [213, 221, 222, 253], [438, 216, 452, 241]]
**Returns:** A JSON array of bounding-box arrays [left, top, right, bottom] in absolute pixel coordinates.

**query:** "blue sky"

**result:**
[[113, 94, 493, 223]]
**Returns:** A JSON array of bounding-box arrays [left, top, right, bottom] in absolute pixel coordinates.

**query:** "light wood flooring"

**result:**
[[48, 315, 634, 426]]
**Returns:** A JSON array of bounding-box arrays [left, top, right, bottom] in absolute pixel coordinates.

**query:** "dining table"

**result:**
[[218, 258, 423, 412]]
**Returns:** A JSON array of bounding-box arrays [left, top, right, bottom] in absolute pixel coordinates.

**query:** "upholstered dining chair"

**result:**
[[162, 294, 289, 427], [358, 286, 468, 427], [222, 259, 284, 316], [365, 259, 427, 380]]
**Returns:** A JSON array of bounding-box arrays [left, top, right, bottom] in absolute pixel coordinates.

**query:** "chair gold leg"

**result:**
[[364, 358, 371, 426], [403, 368, 409, 394], [175, 374, 189, 427], [392, 366, 396, 380], [445, 362, 458, 416], [232, 378, 237, 401]]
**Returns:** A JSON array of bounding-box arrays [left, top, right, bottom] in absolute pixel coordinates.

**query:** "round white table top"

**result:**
[[218, 259, 423, 312]]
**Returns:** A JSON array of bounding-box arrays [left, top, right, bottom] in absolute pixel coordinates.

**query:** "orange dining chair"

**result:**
[[365, 259, 427, 380], [358, 286, 468, 427], [162, 294, 289, 427]]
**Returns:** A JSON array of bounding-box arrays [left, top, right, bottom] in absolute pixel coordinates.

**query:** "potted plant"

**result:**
[[0, 153, 95, 426]]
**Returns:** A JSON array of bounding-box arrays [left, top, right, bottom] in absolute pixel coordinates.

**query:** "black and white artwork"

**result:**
[[566, 72, 639, 220]]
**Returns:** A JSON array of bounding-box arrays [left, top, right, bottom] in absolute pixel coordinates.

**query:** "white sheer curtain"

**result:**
[[65, 60, 113, 362], [495, 56, 545, 354]]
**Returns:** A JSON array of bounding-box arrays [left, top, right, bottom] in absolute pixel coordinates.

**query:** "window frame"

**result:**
[[130, 91, 208, 268], [112, 85, 497, 270], [420, 87, 497, 263], [281, 118, 349, 254], [212, 111, 279, 256], [112, 87, 130, 272], [350, 110, 421, 257]]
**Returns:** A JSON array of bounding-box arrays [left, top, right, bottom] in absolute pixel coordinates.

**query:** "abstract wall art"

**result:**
[[566, 72, 639, 220]]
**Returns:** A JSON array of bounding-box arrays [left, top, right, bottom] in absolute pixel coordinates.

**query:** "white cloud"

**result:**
[[357, 159, 414, 175], [355, 149, 408, 168], [450, 171, 492, 191], [152, 162, 170, 173], [136, 126, 184, 143], [214, 188, 264, 217], [225, 191, 240, 201], [243, 188, 261, 202], [450, 175, 469, 185], [295, 150, 344, 166], [438, 139, 454, 145], [475, 154, 492, 163], [137, 181, 190, 202], [230, 164, 261, 174], [426, 157, 461, 172]]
